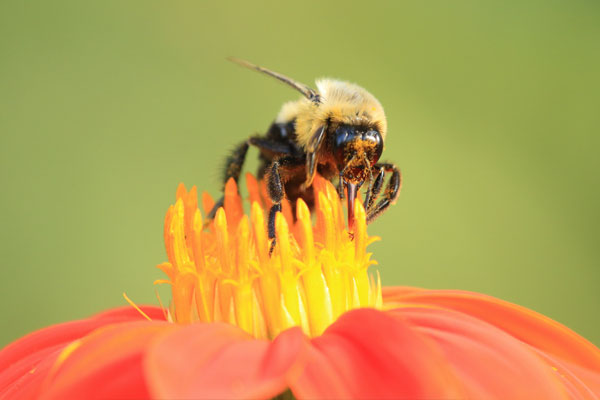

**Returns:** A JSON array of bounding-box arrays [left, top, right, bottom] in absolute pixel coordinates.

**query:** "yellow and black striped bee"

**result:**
[[211, 58, 401, 250]]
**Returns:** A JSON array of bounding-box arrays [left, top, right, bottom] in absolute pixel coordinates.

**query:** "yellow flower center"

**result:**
[[157, 173, 382, 339]]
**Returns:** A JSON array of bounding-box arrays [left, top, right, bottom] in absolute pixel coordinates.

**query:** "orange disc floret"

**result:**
[[159, 174, 381, 339]]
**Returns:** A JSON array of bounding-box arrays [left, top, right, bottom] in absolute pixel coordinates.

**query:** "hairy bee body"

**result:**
[[211, 59, 401, 251]]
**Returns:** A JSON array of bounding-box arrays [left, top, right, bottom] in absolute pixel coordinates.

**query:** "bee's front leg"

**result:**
[[365, 162, 401, 224], [363, 166, 385, 212]]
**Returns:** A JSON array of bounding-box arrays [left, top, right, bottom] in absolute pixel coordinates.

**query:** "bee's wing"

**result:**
[[228, 57, 321, 104], [306, 125, 326, 153]]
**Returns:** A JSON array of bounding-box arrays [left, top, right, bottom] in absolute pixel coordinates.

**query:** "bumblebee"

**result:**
[[211, 58, 401, 249]]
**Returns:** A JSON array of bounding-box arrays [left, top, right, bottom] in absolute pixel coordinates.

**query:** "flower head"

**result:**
[[2, 175, 600, 399], [159, 173, 381, 338]]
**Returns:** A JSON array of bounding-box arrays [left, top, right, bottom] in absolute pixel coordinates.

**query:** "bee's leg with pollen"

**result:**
[[207, 141, 250, 220], [266, 155, 305, 254], [364, 166, 385, 212], [365, 162, 402, 224]]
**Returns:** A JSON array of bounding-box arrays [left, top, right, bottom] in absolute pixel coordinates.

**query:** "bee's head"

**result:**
[[332, 124, 383, 227], [332, 124, 383, 184]]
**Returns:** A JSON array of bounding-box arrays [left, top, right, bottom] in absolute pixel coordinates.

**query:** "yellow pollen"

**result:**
[[159, 173, 382, 339]]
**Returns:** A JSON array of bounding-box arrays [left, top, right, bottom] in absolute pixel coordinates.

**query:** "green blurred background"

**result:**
[[1, 0, 599, 347]]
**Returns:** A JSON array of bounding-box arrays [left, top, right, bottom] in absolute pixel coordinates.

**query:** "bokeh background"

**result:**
[[1, 0, 599, 347]]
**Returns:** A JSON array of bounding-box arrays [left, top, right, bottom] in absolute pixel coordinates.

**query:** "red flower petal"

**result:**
[[392, 306, 570, 399], [145, 323, 306, 400], [0, 347, 63, 400], [289, 308, 465, 399], [40, 320, 176, 400], [0, 305, 162, 399], [384, 287, 600, 394]]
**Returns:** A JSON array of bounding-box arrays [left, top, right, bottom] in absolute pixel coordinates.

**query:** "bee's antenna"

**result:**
[[228, 57, 321, 104]]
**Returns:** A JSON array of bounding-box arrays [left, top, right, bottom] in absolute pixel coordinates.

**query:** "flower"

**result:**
[[1, 175, 599, 399]]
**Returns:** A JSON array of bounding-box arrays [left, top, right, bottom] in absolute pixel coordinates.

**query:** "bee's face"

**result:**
[[332, 125, 383, 183]]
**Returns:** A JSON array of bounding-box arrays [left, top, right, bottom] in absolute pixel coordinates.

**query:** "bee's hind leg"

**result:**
[[207, 140, 250, 220], [365, 162, 402, 224], [266, 155, 305, 255], [207, 135, 301, 223]]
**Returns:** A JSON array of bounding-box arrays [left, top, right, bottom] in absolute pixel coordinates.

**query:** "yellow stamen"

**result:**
[[154, 288, 169, 321], [122, 293, 152, 321], [158, 175, 382, 339]]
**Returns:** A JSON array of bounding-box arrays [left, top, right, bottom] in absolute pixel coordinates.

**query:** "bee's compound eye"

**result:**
[[364, 130, 383, 164], [333, 125, 359, 164]]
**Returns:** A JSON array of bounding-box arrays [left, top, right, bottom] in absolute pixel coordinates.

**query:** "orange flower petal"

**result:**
[[384, 287, 600, 397], [289, 308, 465, 399], [145, 323, 306, 400], [40, 320, 177, 400], [533, 349, 600, 399], [384, 287, 600, 365], [392, 306, 569, 399], [0, 305, 163, 399]]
